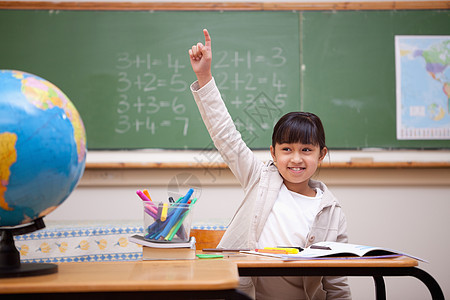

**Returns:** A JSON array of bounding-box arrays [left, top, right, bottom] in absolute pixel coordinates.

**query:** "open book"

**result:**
[[281, 242, 426, 262], [243, 242, 426, 262]]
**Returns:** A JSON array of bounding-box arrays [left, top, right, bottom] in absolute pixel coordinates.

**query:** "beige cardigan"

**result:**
[[191, 78, 352, 300]]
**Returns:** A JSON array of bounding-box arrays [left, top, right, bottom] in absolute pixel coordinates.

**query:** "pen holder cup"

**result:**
[[143, 202, 194, 243]]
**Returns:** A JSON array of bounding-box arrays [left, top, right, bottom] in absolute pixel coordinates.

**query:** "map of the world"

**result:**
[[396, 36, 450, 140]]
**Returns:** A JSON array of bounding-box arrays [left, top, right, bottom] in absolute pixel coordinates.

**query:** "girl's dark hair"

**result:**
[[271, 112, 326, 150]]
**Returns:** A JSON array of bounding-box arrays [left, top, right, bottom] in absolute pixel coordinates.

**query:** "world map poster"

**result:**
[[395, 35, 450, 140]]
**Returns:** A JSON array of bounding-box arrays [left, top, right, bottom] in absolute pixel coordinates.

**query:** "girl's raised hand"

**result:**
[[189, 29, 212, 87]]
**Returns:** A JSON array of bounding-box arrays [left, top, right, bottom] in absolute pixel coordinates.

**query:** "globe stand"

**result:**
[[0, 217, 58, 278]]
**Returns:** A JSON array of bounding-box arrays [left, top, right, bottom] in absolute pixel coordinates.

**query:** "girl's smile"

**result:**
[[288, 167, 305, 172]]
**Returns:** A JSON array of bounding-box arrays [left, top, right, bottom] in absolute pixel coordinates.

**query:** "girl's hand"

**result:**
[[189, 29, 212, 88]]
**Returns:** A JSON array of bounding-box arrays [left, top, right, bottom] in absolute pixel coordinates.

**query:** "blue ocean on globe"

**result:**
[[0, 70, 87, 227]]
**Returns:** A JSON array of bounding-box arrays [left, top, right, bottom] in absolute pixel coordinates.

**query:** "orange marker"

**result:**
[[143, 189, 152, 201], [255, 249, 288, 254]]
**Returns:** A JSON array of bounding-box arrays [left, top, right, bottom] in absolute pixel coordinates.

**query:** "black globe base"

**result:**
[[0, 217, 58, 278], [0, 262, 57, 278]]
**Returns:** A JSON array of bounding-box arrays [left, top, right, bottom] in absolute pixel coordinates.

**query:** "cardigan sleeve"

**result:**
[[190, 78, 263, 189]]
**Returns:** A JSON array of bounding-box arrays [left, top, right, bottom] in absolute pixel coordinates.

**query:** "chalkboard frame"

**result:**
[[0, 1, 449, 11]]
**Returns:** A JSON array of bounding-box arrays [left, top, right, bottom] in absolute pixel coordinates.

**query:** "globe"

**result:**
[[0, 70, 87, 227]]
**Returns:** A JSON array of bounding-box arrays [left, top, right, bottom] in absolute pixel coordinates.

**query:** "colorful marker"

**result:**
[[143, 189, 153, 201], [136, 190, 150, 202], [156, 202, 163, 220], [144, 206, 157, 219], [137, 190, 158, 214], [255, 249, 289, 254], [161, 203, 168, 221], [155, 188, 194, 240], [263, 247, 299, 254]]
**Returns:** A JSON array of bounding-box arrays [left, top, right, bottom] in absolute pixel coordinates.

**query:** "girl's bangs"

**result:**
[[277, 119, 319, 146]]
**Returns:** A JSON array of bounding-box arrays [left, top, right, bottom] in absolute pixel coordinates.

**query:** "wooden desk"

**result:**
[[0, 260, 250, 300], [1, 255, 444, 300], [221, 253, 444, 300]]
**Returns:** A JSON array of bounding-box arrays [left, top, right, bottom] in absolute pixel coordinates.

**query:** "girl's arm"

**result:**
[[189, 30, 263, 189]]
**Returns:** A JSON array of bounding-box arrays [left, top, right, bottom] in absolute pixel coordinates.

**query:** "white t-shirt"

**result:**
[[255, 184, 323, 300], [257, 184, 322, 248]]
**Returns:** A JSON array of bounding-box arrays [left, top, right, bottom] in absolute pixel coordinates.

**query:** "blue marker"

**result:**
[[155, 188, 194, 239]]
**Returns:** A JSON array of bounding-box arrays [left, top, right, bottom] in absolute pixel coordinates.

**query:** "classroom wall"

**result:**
[[47, 150, 450, 300], [7, 0, 447, 298]]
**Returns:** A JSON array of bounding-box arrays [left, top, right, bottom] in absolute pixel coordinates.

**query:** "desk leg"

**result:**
[[408, 267, 445, 300], [238, 266, 444, 300], [229, 289, 253, 300], [370, 267, 444, 300], [373, 276, 386, 300]]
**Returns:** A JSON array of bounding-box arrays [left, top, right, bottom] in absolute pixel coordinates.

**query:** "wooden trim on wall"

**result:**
[[78, 167, 450, 186], [85, 161, 450, 169], [1, 1, 449, 11]]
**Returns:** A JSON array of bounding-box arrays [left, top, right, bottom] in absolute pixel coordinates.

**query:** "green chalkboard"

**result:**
[[0, 10, 300, 149], [302, 10, 450, 149], [1, 9, 449, 150]]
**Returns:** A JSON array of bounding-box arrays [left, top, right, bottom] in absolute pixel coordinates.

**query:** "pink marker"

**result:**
[[136, 190, 150, 202], [145, 203, 158, 216], [137, 190, 158, 213], [144, 206, 157, 219]]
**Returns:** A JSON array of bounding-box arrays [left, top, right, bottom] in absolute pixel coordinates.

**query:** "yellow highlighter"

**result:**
[[161, 203, 168, 221], [263, 247, 299, 254]]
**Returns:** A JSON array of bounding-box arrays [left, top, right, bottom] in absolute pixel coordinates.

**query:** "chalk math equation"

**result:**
[[113, 47, 295, 148]]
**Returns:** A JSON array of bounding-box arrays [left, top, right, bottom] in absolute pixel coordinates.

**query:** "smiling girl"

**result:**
[[189, 29, 351, 300]]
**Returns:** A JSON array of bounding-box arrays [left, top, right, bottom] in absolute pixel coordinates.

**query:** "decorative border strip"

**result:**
[[193, 225, 227, 230], [15, 224, 226, 241], [15, 224, 227, 263], [23, 252, 143, 263], [15, 226, 144, 241]]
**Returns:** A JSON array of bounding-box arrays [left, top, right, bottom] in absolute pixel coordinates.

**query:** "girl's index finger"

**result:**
[[203, 29, 211, 48]]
